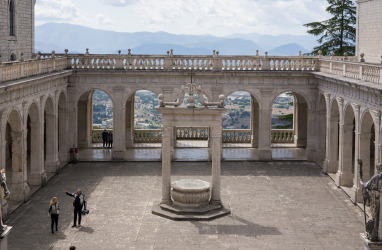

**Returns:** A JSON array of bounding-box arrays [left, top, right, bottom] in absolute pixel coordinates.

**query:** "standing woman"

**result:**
[[108, 131, 113, 148], [48, 197, 59, 234]]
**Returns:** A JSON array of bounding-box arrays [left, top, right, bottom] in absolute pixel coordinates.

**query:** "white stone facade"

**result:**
[[356, 0, 382, 63], [0, 0, 35, 63]]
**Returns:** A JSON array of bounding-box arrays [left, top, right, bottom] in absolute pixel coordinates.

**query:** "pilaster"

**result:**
[[258, 89, 272, 160]]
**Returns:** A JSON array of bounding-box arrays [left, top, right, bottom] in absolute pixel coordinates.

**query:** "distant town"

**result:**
[[92, 90, 294, 130]]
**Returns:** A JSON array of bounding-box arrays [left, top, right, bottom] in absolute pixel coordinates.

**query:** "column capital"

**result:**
[[324, 92, 331, 100], [371, 109, 381, 121], [336, 97, 344, 104], [351, 103, 360, 112], [10, 131, 23, 140]]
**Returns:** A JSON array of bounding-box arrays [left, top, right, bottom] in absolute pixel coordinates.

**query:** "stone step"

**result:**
[[151, 203, 231, 221], [159, 203, 223, 215]]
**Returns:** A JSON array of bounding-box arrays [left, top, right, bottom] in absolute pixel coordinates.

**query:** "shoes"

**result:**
[[51, 231, 54, 234], [56, 228, 58, 231], [78, 224, 81, 227], [72, 225, 76, 228]]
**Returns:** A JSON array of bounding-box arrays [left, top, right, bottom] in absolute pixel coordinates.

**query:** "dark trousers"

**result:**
[[109, 141, 113, 148], [51, 214, 59, 232], [102, 139, 107, 147], [73, 207, 82, 226]]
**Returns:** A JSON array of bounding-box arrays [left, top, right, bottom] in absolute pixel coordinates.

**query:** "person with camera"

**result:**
[[63, 188, 86, 228]]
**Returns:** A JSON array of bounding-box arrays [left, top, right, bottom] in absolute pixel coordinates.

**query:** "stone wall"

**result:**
[[0, 0, 35, 63], [356, 0, 382, 64]]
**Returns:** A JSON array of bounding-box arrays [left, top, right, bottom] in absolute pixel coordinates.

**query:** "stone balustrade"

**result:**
[[2, 51, 381, 87], [0, 56, 67, 83], [222, 129, 252, 143], [176, 127, 209, 140], [134, 129, 162, 143], [319, 58, 382, 84], [270, 129, 294, 143]]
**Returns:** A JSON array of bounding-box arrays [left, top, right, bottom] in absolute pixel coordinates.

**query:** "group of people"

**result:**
[[101, 129, 113, 148], [48, 188, 87, 234]]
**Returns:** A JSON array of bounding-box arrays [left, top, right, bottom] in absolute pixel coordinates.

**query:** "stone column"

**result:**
[[210, 125, 222, 205], [125, 97, 134, 148], [67, 88, 78, 150], [77, 99, 89, 148], [112, 106, 127, 160], [45, 114, 58, 173], [372, 110, 381, 170], [258, 90, 272, 160], [58, 107, 68, 163], [28, 122, 44, 185], [161, 126, 172, 204], [336, 123, 354, 186], [10, 132, 29, 202], [251, 97, 259, 148], [360, 132, 372, 181], [323, 93, 331, 173], [296, 102, 308, 148], [327, 116, 339, 173], [352, 103, 362, 202]]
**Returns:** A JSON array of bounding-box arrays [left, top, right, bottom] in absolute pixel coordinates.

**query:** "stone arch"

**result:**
[[77, 89, 114, 148], [270, 91, 308, 148], [58, 91, 68, 163], [316, 94, 327, 167], [360, 111, 376, 181], [223, 91, 257, 146], [327, 97, 340, 174], [125, 89, 161, 147], [26, 102, 42, 186], [5, 109, 24, 201], [223, 90, 261, 110], [269, 90, 311, 111]]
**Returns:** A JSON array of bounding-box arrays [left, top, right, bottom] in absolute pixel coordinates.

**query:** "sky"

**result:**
[[35, 0, 334, 36]]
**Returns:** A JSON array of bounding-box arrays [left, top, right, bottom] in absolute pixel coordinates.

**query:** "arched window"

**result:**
[[10, 53, 16, 61], [9, 0, 15, 36]]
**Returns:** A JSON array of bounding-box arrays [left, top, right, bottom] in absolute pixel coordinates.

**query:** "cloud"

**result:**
[[100, 0, 138, 7], [97, 14, 114, 25], [35, 0, 83, 22]]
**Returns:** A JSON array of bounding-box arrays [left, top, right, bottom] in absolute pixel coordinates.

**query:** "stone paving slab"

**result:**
[[6, 161, 364, 249]]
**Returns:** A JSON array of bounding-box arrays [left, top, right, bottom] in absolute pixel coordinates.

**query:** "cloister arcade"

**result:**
[[0, 53, 381, 213]]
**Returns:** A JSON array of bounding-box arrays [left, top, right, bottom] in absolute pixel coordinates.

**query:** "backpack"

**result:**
[[50, 203, 59, 214]]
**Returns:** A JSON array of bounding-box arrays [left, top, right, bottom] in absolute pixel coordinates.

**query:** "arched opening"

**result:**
[[327, 98, 340, 174], [26, 103, 42, 186], [222, 91, 255, 145], [126, 90, 161, 145], [78, 90, 113, 148], [44, 97, 56, 174], [10, 53, 16, 62], [360, 112, 376, 181], [5, 110, 24, 201], [338, 104, 356, 187], [58, 92, 67, 164], [271, 92, 295, 144], [316, 94, 327, 167], [9, 0, 15, 36]]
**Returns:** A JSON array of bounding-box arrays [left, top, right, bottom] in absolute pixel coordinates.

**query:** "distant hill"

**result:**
[[35, 22, 313, 56], [269, 43, 309, 56], [228, 33, 317, 52]]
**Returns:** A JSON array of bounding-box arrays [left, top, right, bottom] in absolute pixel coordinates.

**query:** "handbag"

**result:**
[[81, 209, 89, 215]]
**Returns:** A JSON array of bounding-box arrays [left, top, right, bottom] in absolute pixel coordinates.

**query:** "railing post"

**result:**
[[262, 52, 270, 70], [360, 64, 363, 80], [52, 51, 56, 72], [343, 62, 346, 77], [164, 50, 172, 70], [0, 66, 2, 83], [116, 50, 124, 69]]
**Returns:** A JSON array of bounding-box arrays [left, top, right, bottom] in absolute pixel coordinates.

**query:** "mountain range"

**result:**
[[35, 23, 316, 56]]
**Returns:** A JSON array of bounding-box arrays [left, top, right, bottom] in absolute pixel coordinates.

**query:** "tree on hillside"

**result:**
[[304, 0, 356, 56]]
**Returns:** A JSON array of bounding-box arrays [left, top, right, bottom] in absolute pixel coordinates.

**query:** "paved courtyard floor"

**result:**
[[6, 161, 364, 249]]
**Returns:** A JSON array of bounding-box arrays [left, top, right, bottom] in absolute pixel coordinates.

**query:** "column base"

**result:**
[[322, 159, 329, 173], [112, 150, 127, 160], [9, 183, 30, 202], [361, 233, 382, 250], [335, 171, 354, 187], [350, 186, 363, 203], [28, 172, 44, 186], [258, 149, 272, 161], [0, 226, 12, 250], [45, 161, 59, 173]]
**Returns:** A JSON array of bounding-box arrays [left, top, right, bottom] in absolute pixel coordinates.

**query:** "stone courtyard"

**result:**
[[6, 161, 364, 249]]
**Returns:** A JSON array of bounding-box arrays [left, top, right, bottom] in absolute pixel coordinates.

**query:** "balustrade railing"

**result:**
[[319, 58, 382, 84], [176, 127, 209, 140], [134, 129, 162, 143], [0, 56, 68, 83], [92, 128, 295, 144], [222, 129, 251, 143], [271, 129, 294, 143], [92, 129, 113, 143]]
